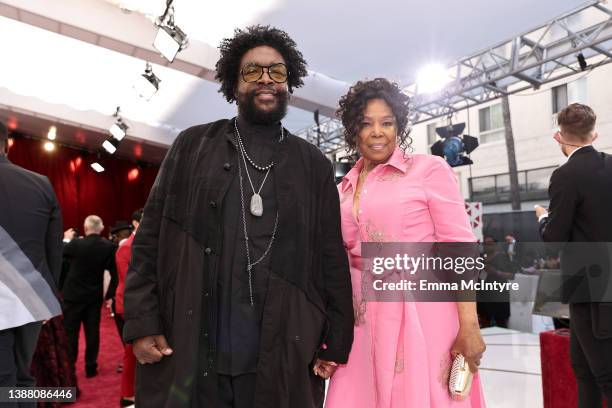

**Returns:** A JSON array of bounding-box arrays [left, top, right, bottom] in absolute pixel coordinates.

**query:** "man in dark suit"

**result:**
[[62, 215, 116, 378], [536, 103, 612, 407], [0, 122, 63, 402]]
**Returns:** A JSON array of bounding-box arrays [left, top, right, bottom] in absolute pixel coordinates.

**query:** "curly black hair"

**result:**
[[215, 25, 308, 103], [337, 78, 412, 154]]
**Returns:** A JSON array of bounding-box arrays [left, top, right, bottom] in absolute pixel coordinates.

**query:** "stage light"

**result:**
[[134, 62, 161, 100], [7, 117, 17, 130], [7, 138, 14, 148], [128, 167, 140, 182], [69, 156, 83, 173], [577, 53, 588, 71], [109, 107, 128, 141], [133, 144, 143, 158], [47, 126, 57, 141], [154, 3, 188, 63], [91, 162, 105, 173], [102, 138, 119, 154], [109, 119, 128, 141], [430, 123, 479, 167], [43, 141, 55, 152], [416, 63, 451, 94]]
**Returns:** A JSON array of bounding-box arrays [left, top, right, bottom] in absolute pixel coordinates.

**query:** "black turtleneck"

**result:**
[[215, 116, 282, 376]]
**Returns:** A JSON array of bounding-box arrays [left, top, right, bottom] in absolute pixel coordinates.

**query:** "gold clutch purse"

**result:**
[[448, 354, 474, 401]]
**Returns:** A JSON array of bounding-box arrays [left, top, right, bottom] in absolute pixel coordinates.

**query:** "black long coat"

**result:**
[[123, 119, 354, 407]]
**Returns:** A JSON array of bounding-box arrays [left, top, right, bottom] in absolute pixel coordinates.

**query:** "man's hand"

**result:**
[[133, 335, 173, 364], [63, 228, 77, 241], [313, 359, 338, 379], [534, 205, 548, 220], [105, 299, 113, 310]]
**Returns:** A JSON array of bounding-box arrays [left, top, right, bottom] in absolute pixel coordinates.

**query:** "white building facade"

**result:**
[[409, 65, 612, 214]]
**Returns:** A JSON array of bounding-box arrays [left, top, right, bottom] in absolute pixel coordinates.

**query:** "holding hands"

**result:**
[[313, 358, 338, 379], [133, 335, 173, 364]]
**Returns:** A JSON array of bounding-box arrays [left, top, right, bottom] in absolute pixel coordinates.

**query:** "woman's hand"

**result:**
[[450, 322, 486, 373], [313, 359, 338, 379]]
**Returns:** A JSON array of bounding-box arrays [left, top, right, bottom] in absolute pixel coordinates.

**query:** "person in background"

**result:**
[[62, 215, 116, 378], [106, 220, 133, 369], [536, 103, 612, 407], [0, 120, 63, 407], [110, 221, 133, 247], [504, 233, 517, 263], [477, 236, 514, 328], [114, 208, 143, 407]]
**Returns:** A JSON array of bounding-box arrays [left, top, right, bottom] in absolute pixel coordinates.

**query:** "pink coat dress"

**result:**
[[325, 148, 486, 408]]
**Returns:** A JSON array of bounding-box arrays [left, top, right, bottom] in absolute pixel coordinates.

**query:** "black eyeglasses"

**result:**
[[240, 63, 288, 83]]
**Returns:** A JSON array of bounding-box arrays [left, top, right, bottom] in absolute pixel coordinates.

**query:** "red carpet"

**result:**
[[73, 308, 125, 407]]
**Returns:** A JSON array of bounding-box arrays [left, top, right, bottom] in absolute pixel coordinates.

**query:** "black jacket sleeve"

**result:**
[[317, 163, 354, 363], [123, 132, 184, 342], [63, 239, 78, 257], [105, 246, 118, 300], [44, 178, 63, 287], [540, 167, 578, 242]]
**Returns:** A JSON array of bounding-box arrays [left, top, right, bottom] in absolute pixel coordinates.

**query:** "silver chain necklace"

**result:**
[[234, 118, 284, 171], [237, 146, 279, 306], [238, 144, 270, 217]]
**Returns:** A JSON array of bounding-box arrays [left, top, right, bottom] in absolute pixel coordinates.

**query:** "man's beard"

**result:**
[[236, 87, 289, 125]]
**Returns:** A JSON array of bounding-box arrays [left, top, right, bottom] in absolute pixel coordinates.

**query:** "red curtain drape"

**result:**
[[7, 137, 160, 236]]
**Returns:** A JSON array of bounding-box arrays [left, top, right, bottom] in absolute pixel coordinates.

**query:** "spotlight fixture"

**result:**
[[134, 62, 161, 100], [91, 162, 105, 173], [154, 2, 188, 63], [430, 123, 479, 167], [109, 107, 128, 141], [47, 126, 57, 140], [577, 52, 588, 71], [43, 141, 55, 152], [102, 138, 120, 154]]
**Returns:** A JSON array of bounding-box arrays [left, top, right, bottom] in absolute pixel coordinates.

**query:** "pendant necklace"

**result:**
[[234, 118, 284, 217], [237, 145, 279, 305], [239, 149, 270, 217]]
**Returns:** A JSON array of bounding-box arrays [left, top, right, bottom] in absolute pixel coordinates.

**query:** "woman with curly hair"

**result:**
[[320, 78, 486, 407]]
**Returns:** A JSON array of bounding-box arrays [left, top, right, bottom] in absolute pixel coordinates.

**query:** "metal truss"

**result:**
[[297, 0, 612, 154], [302, 120, 347, 154]]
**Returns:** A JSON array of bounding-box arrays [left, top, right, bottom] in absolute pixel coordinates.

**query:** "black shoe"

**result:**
[[120, 398, 135, 407], [85, 368, 98, 378]]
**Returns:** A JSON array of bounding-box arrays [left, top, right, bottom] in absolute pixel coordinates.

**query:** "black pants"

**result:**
[[570, 303, 612, 408], [0, 322, 42, 408], [111, 302, 125, 344], [217, 373, 256, 408], [62, 300, 102, 374]]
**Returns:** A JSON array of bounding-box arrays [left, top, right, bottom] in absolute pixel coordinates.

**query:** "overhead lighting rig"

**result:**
[[153, 1, 189, 63], [134, 62, 161, 100], [109, 106, 128, 141], [102, 138, 120, 154]]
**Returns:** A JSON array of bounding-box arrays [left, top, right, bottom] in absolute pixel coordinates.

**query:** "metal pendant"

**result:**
[[250, 193, 263, 217]]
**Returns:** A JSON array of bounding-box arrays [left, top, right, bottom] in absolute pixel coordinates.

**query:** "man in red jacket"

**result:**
[[115, 208, 143, 407]]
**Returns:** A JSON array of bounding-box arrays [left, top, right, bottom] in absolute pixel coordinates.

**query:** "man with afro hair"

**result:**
[[123, 25, 354, 407]]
